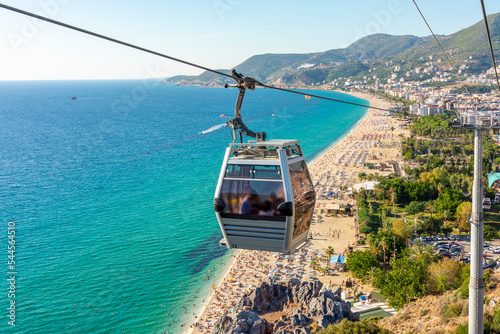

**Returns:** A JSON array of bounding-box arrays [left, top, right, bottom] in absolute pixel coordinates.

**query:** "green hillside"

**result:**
[[164, 13, 500, 86]]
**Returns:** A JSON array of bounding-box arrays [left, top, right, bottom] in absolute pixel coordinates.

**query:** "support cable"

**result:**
[[411, 0, 459, 76], [411, 0, 472, 96], [0, 3, 392, 112], [480, 0, 500, 94], [0, 3, 234, 80]]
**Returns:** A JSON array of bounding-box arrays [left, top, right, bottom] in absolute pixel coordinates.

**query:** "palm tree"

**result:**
[[358, 172, 367, 182], [379, 237, 389, 264], [367, 267, 379, 282], [443, 210, 451, 223], [366, 233, 377, 247], [325, 246, 334, 257], [366, 234, 379, 255], [408, 239, 436, 261], [391, 192, 398, 217], [428, 203, 435, 218]]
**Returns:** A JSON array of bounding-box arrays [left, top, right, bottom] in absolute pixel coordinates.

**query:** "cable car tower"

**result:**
[[450, 110, 500, 334], [213, 71, 316, 253]]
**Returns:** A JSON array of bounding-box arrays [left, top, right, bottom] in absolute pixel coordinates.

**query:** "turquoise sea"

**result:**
[[0, 80, 368, 333]]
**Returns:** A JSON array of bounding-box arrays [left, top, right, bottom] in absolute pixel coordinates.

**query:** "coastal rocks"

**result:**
[[291, 281, 323, 305], [212, 279, 356, 334], [211, 311, 268, 334], [236, 278, 291, 314], [307, 289, 354, 328]]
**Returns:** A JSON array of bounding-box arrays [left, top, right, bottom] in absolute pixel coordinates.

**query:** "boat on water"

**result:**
[[70, 96, 77, 100]]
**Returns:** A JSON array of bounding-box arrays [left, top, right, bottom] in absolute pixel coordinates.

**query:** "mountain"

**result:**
[[164, 13, 500, 87]]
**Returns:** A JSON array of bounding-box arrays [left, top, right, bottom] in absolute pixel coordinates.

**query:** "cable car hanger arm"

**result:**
[[224, 70, 262, 142]]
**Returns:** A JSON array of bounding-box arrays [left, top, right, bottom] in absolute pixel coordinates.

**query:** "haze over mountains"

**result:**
[[165, 13, 500, 87]]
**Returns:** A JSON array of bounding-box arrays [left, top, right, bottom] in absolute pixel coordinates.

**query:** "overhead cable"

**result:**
[[480, 0, 500, 94], [0, 3, 391, 111], [411, 0, 465, 85]]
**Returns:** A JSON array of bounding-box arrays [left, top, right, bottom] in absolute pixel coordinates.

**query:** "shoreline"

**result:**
[[185, 91, 406, 333], [308, 100, 370, 165]]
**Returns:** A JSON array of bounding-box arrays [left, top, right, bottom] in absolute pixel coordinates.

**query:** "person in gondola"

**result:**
[[269, 192, 284, 215], [240, 186, 259, 214], [258, 200, 273, 216]]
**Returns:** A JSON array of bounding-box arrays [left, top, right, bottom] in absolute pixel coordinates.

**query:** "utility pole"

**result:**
[[469, 128, 484, 334], [450, 112, 496, 334]]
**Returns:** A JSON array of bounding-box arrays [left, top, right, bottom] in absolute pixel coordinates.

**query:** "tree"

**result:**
[[346, 249, 379, 280], [358, 172, 367, 182], [359, 224, 373, 236], [456, 201, 472, 233], [392, 219, 413, 240], [391, 192, 398, 216], [325, 246, 335, 257], [443, 210, 451, 223], [419, 216, 443, 235], [366, 233, 379, 254], [372, 252, 430, 308], [435, 189, 465, 214], [407, 239, 437, 261], [484, 225, 498, 241], [379, 236, 390, 264], [404, 201, 426, 215]]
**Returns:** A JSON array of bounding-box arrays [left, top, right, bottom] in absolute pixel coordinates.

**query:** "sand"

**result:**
[[184, 92, 409, 334]]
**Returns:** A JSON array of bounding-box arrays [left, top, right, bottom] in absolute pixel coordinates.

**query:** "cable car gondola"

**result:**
[[214, 71, 316, 253]]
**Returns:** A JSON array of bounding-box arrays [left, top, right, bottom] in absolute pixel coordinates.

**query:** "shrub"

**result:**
[[441, 302, 463, 318], [426, 259, 464, 294], [346, 249, 378, 280], [405, 201, 427, 215], [318, 318, 392, 334]]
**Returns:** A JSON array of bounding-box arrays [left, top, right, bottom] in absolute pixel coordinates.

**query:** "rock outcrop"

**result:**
[[211, 279, 356, 334]]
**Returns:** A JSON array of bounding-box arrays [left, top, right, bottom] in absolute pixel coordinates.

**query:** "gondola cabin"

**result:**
[[214, 139, 315, 253]]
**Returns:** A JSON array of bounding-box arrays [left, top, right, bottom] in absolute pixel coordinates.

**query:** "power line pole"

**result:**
[[451, 113, 494, 334], [469, 128, 484, 334]]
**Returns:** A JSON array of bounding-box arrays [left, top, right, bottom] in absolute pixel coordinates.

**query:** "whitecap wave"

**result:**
[[199, 123, 226, 134]]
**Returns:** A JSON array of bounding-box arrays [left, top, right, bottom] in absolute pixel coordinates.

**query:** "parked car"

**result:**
[[451, 251, 461, 257], [460, 256, 471, 263], [438, 248, 450, 257], [434, 241, 449, 247]]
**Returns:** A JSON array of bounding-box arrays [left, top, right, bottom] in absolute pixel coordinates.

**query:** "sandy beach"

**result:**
[[184, 92, 408, 334]]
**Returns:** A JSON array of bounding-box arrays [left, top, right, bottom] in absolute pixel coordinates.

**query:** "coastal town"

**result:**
[[181, 59, 500, 333], [3, 2, 500, 333]]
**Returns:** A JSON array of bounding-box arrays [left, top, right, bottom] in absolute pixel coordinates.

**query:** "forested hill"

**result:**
[[165, 13, 500, 87]]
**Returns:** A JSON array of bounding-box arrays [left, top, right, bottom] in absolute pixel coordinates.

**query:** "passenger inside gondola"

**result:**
[[239, 186, 259, 214], [220, 179, 285, 218]]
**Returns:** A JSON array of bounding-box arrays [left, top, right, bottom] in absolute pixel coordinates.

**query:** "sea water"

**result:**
[[0, 80, 368, 333]]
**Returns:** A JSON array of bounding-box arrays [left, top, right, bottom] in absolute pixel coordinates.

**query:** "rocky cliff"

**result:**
[[211, 278, 358, 334]]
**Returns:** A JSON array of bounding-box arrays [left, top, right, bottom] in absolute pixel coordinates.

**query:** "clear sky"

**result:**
[[0, 0, 499, 80]]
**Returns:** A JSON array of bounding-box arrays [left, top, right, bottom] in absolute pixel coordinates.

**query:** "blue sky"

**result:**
[[1, 0, 499, 80]]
